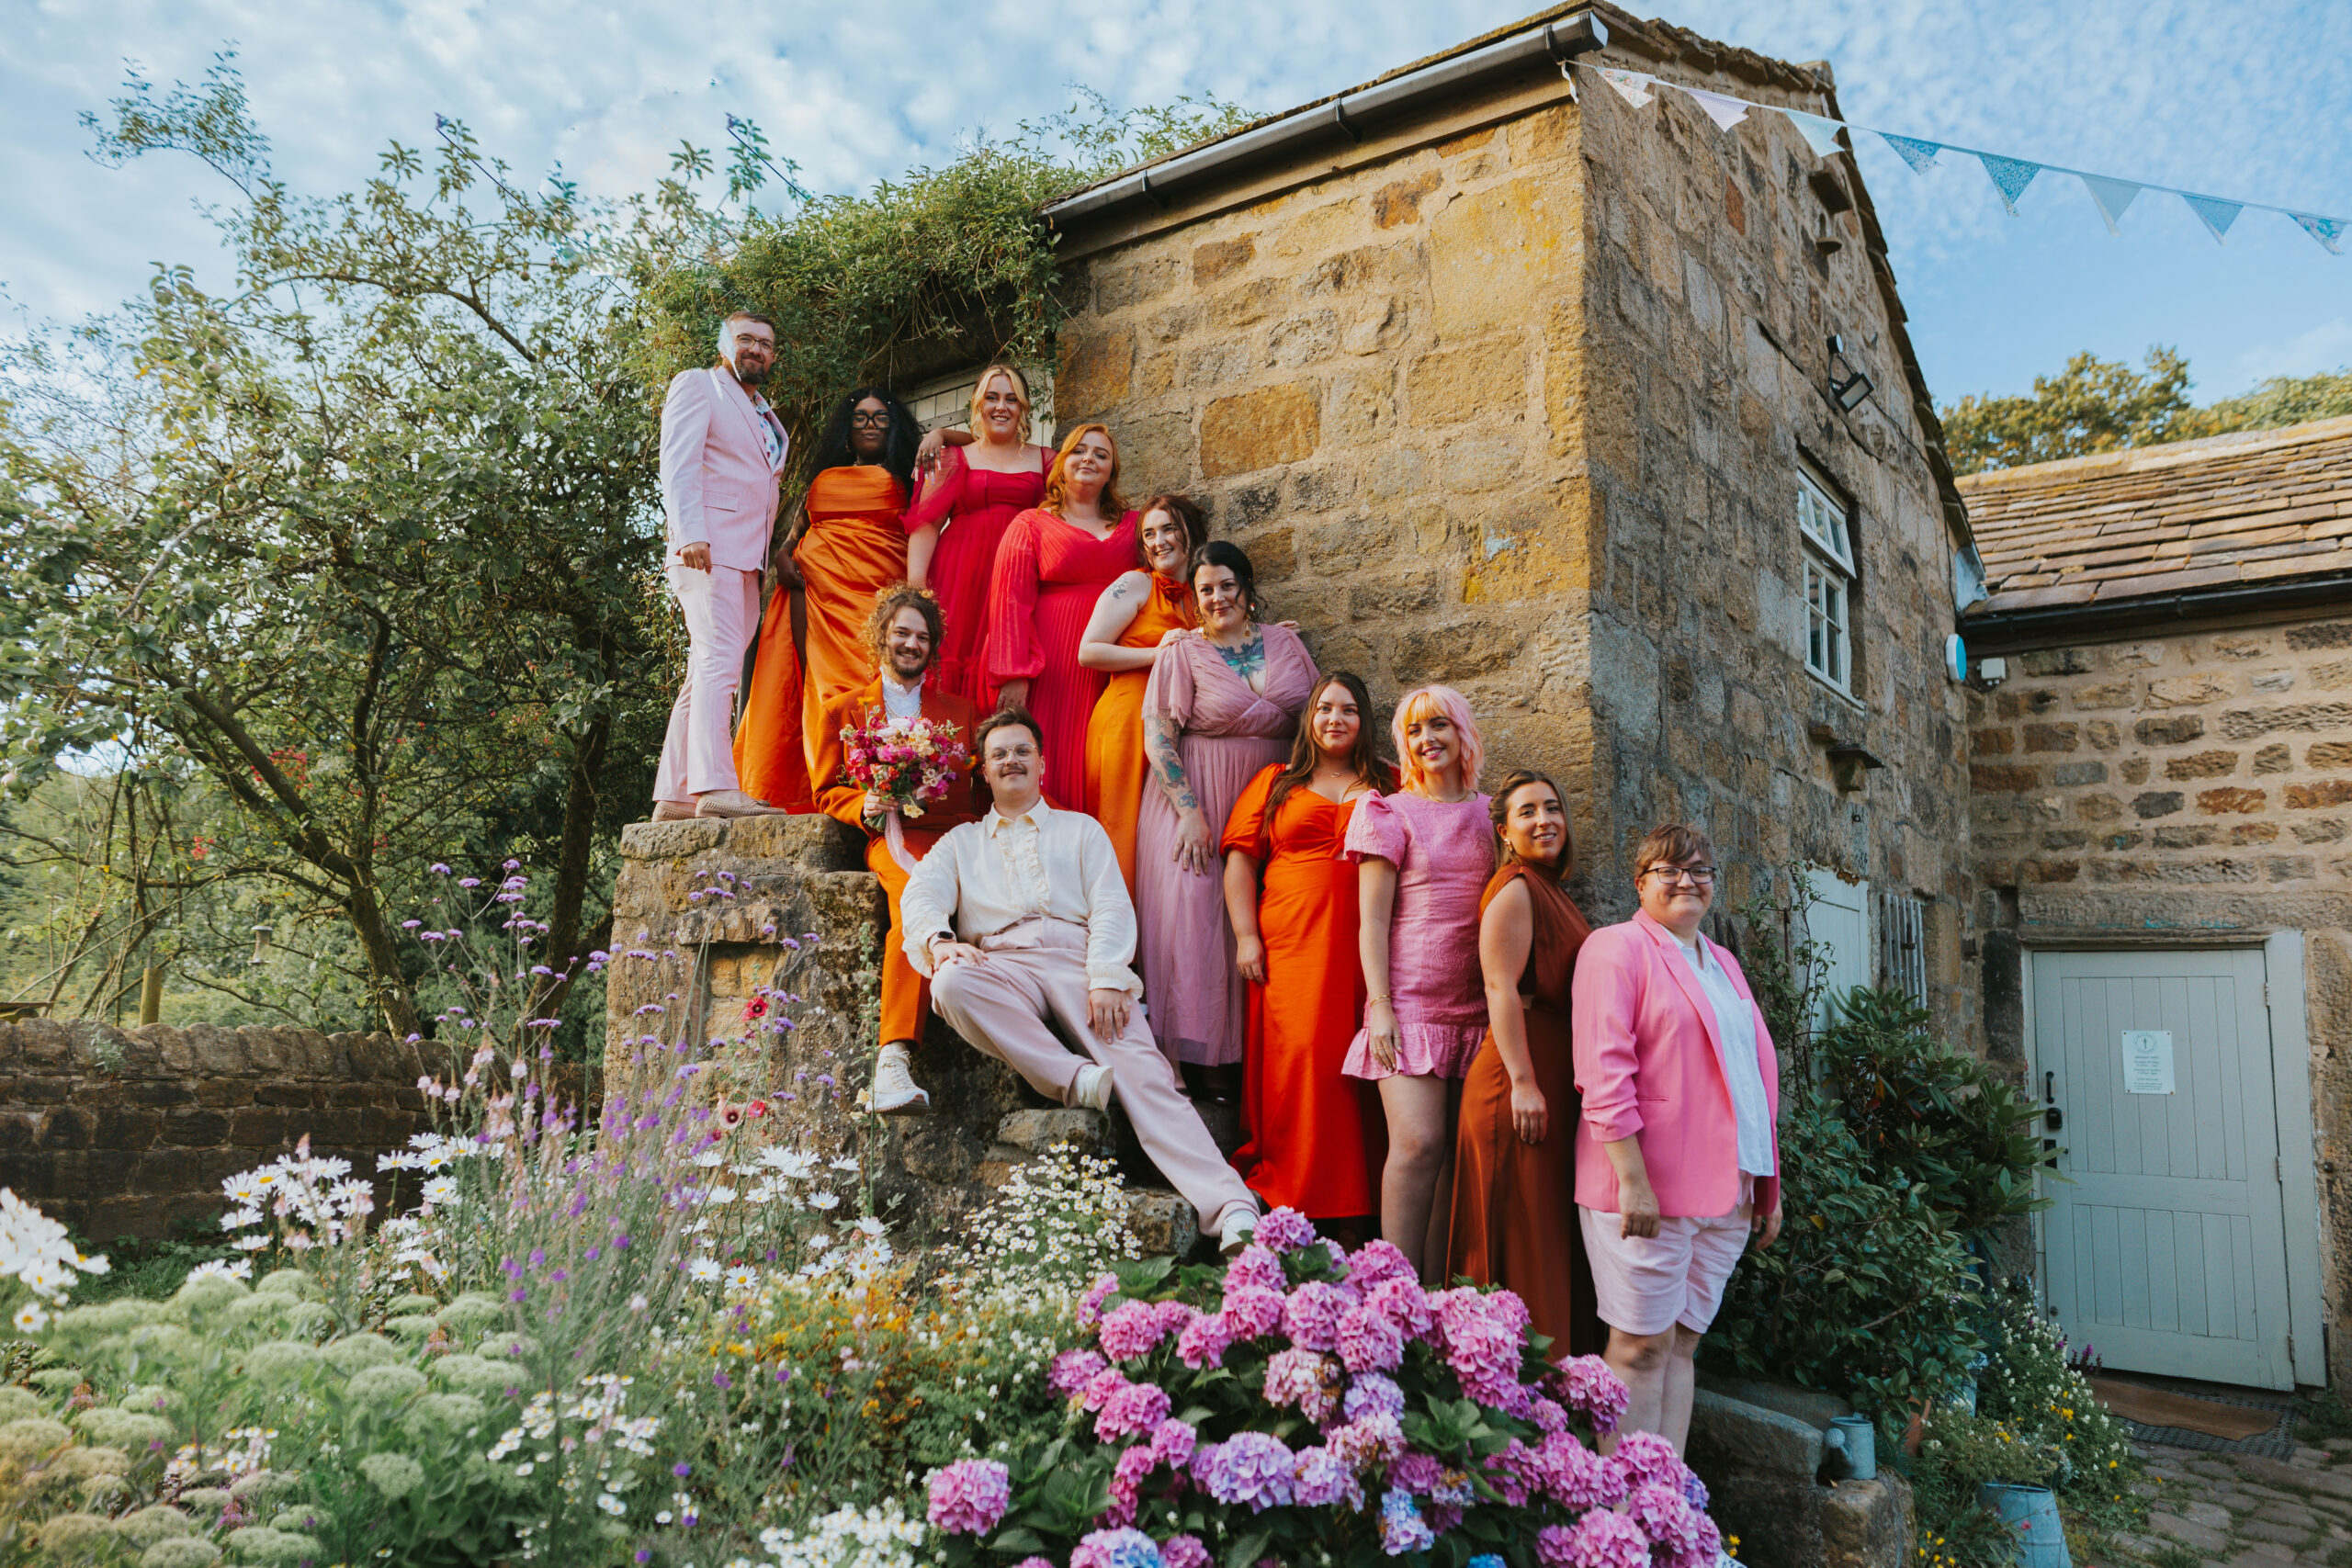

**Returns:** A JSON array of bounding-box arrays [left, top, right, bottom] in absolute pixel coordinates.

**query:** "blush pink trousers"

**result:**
[[655, 562, 760, 802], [929, 919, 1256, 1237]]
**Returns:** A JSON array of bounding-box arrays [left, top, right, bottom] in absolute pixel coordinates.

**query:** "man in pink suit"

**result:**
[[1571, 822, 1782, 1454], [652, 311, 792, 820]]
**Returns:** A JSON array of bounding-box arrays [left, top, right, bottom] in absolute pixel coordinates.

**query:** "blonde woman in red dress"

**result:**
[[985, 424, 1139, 811], [905, 364, 1051, 705]]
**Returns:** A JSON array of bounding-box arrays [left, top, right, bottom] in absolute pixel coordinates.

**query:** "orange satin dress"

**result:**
[[734, 466, 910, 809], [1082, 572, 1193, 896]]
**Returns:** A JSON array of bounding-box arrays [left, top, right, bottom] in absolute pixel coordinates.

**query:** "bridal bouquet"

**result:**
[[840, 709, 970, 820]]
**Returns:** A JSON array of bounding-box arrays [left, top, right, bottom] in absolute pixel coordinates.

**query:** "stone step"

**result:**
[[977, 1107, 1201, 1258], [998, 1107, 1109, 1155]]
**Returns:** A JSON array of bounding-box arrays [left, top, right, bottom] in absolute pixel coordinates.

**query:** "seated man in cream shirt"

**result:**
[[900, 709, 1260, 1252]]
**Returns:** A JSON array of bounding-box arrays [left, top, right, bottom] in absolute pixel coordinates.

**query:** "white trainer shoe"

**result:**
[[1216, 1202, 1259, 1256], [869, 1043, 931, 1115], [1071, 1063, 1114, 1113]]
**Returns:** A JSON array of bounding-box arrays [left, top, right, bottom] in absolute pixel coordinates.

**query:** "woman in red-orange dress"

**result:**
[[986, 424, 1138, 811], [1447, 768, 1603, 1361], [1222, 671, 1391, 1223], [903, 364, 1051, 706]]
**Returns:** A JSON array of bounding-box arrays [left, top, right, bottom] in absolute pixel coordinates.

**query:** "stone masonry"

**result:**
[[1047, 2, 1979, 1036]]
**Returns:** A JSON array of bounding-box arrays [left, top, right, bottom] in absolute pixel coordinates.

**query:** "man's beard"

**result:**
[[727, 348, 770, 385], [889, 655, 928, 682]]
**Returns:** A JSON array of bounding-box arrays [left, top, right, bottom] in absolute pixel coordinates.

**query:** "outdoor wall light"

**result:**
[[1826, 335, 1875, 412]]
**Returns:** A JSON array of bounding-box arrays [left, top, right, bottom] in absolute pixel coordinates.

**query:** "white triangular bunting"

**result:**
[[1781, 108, 1848, 158], [1879, 132, 1942, 175], [1681, 87, 1751, 131], [1594, 68, 1656, 108], [2291, 212, 2346, 254], [2078, 174, 2143, 235], [2181, 193, 2244, 244]]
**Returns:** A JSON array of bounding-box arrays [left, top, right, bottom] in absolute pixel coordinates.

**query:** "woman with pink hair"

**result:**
[[1342, 684, 1496, 1277]]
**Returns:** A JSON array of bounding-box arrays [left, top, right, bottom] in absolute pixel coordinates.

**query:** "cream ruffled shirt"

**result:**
[[899, 798, 1142, 996]]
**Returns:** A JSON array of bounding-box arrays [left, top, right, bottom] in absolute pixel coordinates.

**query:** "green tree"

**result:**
[[1939, 346, 2200, 474], [2205, 367, 2352, 432]]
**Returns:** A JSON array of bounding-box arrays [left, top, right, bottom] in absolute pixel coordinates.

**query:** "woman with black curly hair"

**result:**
[[736, 387, 934, 807]]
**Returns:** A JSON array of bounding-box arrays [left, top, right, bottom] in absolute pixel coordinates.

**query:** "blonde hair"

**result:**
[[1043, 423, 1129, 520], [967, 364, 1033, 446], [1392, 684, 1485, 795]]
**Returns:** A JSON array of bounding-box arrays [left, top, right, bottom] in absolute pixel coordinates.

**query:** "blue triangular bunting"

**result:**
[[1976, 152, 2041, 214], [1880, 132, 1942, 174], [2292, 212, 2346, 254], [2181, 193, 2244, 243], [2078, 174, 2143, 235], [1781, 108, 1848, 158]]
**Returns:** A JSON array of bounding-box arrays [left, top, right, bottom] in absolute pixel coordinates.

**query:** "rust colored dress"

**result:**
[[1082, 571, 1194, 895], [987, 509, 1141, 812], [1224, 766, 1385, 1220], [734, 466, 912, 810], [903, 444, 1050, 706], [1447, 863, 1604, 1362]]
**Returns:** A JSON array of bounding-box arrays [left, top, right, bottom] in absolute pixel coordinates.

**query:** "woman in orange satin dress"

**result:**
[[735, 389, 934, 808], [1222, 671, 1392, 1224], [1447, 768, 1604, 1362], [1078, 494, 1206, 894]]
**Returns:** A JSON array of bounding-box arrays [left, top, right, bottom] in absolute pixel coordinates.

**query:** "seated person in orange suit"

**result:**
[[810, 584, 982, 1114]]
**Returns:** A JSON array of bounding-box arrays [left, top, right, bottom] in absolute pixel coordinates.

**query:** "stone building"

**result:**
[[1962, 414, 2352, 1392]]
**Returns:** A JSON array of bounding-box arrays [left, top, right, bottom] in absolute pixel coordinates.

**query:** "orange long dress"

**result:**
[[1223, 766, 1385, 1220], [1081, 572, 1193, 896], [1447, 863, 1604, 1362], [734, 466, 910, 809]]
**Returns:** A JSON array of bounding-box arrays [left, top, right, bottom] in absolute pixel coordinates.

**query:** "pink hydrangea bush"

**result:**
[[924, 1209, 1724, 1568]]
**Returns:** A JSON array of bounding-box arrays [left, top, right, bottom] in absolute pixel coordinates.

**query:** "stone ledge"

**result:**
[[1689, 1389, 1824, 1480], [618, 814, 866, 872]]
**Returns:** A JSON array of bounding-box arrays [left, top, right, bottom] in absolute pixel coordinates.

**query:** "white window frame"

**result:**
[[1797, 463, 1856, 694]]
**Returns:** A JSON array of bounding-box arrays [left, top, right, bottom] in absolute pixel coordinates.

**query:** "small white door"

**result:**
[[1804, 873, 1870, 1024], [2031, 949, 2294, 1390]]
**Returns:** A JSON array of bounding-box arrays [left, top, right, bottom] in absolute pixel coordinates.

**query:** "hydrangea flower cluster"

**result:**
[[923, 1208, 1729, 1568]]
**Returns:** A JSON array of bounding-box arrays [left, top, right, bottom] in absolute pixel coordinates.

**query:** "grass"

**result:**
[[2297, 1386, 2352, 1444], [69, 1224, 236, 1304]]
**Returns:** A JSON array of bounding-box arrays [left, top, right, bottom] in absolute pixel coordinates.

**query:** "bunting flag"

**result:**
[[1575, 62, 2346, 257], [2078, 174, 2143, 235], [1976, 152, 2042, 215], [1881, 132, 1944, 175], [2181, 193, 2244, 244]]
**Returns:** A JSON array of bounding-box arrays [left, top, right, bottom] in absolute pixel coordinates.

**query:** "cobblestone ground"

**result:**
[[2119, 1437, 2352, 1568]]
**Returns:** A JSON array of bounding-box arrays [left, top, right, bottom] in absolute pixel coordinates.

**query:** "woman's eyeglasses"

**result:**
[[851, 411, 891, 428]]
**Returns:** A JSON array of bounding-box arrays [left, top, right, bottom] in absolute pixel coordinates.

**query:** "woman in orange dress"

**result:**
[[903, 365, 1053, 706], [734, 389, 933, 808], [1222, 671, 1391, 1224], [1078, 494, 1206, 894], [986, 424, 1137, 811], [1447, 768, 1603, 1360]]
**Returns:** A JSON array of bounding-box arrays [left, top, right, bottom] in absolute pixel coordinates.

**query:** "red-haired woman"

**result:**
[[1343, 683, 1496, 1279], [985, 424, 1138, 809], [1223, 671, 1391, 1228], [905, 365, 1052, 705]]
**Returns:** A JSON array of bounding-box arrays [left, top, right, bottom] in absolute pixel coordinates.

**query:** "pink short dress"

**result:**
[[1340, 789, 1496, 1081]]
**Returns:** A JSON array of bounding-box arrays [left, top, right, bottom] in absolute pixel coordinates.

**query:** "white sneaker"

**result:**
[[1216, 1202, 1259, 1256], [695, 789, 784, 818], [869, 1043, 931, 1115], [1071, 1063, 1114, 1113]]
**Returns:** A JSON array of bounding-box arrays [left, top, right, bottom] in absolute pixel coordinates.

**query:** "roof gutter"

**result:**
[[1043, 12, 1611, 228], [1962, 571, 2352, 650]]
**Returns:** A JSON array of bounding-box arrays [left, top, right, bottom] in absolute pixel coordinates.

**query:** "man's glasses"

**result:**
[[1643, 864, 1716, 886]]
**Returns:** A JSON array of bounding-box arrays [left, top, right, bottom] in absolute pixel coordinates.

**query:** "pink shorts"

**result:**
[[1577, 1203, 1752, 1336]]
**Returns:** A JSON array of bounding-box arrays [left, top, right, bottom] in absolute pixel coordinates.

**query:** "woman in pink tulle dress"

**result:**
[[1135, 541, 1317, 1095], [1344, 683, 1496, 1280]]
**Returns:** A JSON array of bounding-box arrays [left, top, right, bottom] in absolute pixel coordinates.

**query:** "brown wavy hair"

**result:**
[[1255, 671, 1388, 855], [1136, 492, 1209, 571], [1043, 423, 1129, 520], [861, 583, 944, 672], [1490, 769, 1575, 882]]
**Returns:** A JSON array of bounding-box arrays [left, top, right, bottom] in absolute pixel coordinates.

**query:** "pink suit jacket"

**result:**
[[659, 367, 790, 572], [1571, 909, 1781, 1220]]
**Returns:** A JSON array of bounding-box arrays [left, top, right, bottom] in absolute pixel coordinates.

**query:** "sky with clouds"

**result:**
[[6, 0, 2346, 406]]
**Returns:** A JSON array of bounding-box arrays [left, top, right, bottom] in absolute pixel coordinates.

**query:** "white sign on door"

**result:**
[[2121, 1030, 2176, 1095]]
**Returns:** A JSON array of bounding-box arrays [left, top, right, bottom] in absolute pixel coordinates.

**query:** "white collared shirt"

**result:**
[[899, 797, 1142, 996], [1676, 935, 1777, 1177], [879, 673, 923, 723]]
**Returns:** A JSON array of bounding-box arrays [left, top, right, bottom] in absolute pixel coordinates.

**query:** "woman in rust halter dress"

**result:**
[[1447, 768, 1603, 1360], [904, 364, 1051, 706]]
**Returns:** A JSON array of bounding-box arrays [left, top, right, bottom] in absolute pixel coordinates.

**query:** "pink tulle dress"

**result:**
[[1340, 789, 1497, 1081]]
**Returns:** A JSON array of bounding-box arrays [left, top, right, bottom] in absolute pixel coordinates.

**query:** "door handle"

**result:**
[[2044, 1071, 2055, 1103]]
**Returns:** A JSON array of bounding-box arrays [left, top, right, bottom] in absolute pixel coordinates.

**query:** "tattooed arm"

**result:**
[[1077, 570, 1159, 671], [1144, 708, 1217, 876]]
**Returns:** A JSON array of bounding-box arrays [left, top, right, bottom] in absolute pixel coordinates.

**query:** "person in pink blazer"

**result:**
[[1571, 821, 1783, 1454], [651, 310, 793, 820]]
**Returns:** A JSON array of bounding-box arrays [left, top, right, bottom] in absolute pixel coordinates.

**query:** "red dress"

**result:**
[[1224, 766, 1385, 1219], [987, 508, 1141, 812], [905, 445, 1050, 706]]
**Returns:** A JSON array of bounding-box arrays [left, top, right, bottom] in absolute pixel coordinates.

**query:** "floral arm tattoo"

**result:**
[[1143, 710, 1199, 813]]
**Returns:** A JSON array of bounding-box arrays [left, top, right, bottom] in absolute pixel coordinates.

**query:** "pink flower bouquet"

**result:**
[[838, 708, 969, 819]]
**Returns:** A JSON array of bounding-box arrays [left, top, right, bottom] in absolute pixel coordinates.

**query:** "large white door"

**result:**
[[2032, 950, 2294, 1389]]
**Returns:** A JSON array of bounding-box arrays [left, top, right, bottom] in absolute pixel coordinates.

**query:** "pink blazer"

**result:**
[[659, 367, 790, 572], [1571, 910, 1781, 1220]]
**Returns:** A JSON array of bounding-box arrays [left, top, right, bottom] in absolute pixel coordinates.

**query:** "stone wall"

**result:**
[[0, 1020, 435, 1242], [1048, 11, 1976, 1034], [1963, 616, 2352, 1358]]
